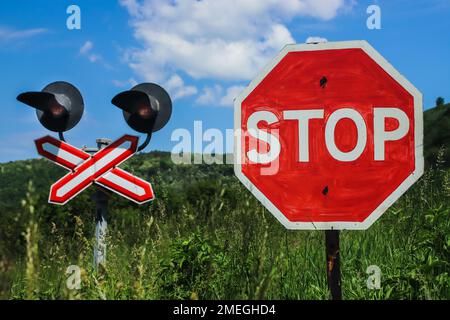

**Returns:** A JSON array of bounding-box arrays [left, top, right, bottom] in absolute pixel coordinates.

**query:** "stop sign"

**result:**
[[234, 41, 423, 230]]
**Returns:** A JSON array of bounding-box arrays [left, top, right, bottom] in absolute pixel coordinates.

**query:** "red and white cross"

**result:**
[[35, 135, 154, 205]]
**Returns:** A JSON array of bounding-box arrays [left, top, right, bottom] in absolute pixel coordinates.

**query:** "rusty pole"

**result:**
[[325, 230, 342, 300]]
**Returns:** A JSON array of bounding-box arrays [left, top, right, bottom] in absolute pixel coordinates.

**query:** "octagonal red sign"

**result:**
[[234, 41, 423, 230]]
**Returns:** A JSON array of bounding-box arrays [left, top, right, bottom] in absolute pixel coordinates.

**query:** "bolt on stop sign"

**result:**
[[234, 41, 424, 230]]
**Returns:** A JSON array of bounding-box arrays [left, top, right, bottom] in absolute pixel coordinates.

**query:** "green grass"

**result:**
[[0, 153, 448, 300]]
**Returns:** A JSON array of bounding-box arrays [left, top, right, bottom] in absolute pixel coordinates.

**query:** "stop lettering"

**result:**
[[246, 107, 410, 163]]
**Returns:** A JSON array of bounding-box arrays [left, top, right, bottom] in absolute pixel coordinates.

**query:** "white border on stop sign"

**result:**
[[234, 40, 424, 230]]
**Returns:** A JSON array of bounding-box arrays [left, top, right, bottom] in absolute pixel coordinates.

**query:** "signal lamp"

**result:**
[[17, 81, 84, 134], [111, 83, 172, 134]]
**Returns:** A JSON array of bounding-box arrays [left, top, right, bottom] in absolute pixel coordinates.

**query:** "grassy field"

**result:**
[[0, 147, 448, 300]]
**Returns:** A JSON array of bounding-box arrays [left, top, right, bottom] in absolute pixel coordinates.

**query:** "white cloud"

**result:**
[[120, 0, 140, 17], [113, 75, 197, 100], [79, 40, 100, 63], [305, 36, 328, 43], [112, 78, 138, 88], [79, 40, 93, 54], [120, 0, 351, 105], [88, 54, 101, 63], [165, 74, 198, 100], [219, 85, 245, 107], [195, 84, 244, 107], [79, 40, 110, 68], [196, 85, 223, 106], [0, 26, 47, 41]]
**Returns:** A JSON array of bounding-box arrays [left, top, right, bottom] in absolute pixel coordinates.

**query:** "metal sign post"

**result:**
[[93, 189, 108, 268], [90, 139, 111, 268], [325, 230, 341, 300]]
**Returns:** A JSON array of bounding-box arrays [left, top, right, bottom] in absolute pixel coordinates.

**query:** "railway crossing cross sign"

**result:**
[[35, 134, 154, 205]]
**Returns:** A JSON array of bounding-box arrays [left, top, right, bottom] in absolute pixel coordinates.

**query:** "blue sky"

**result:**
[[0, 0, 449, 162]]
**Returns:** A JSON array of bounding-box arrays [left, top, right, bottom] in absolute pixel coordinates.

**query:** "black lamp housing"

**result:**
[[111, 83, 172, 134], [17, 81, 84, 133]]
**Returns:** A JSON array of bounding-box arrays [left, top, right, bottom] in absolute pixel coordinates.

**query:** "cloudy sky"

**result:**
[[0, 0, 449, 161]]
